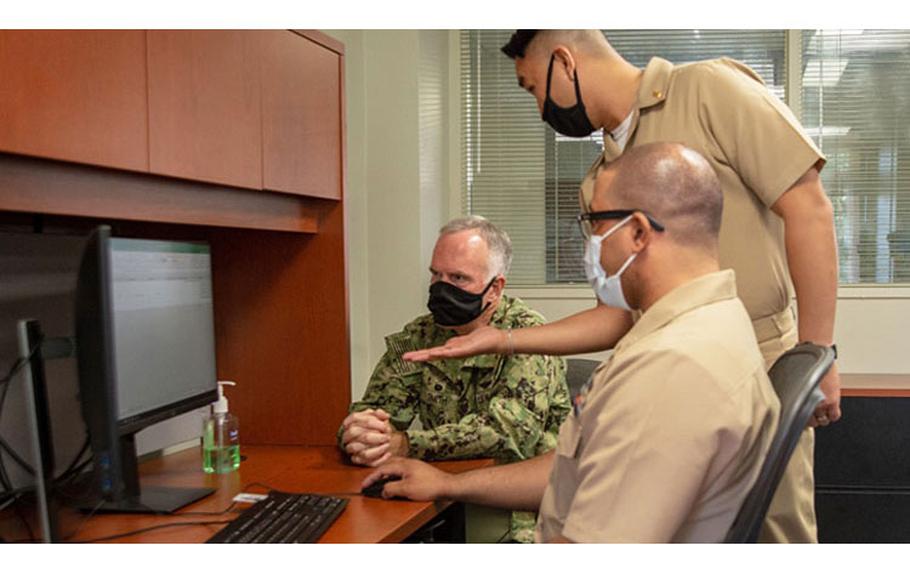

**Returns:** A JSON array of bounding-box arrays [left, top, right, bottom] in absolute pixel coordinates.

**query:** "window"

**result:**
[[461, 29, 910, 286], [801, 30, 910, 284]]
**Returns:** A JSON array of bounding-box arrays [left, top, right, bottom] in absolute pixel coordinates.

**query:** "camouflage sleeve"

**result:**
[[336, 342, 422, 451], [541, 356, 570, 453], [406, 353, 568, 464]]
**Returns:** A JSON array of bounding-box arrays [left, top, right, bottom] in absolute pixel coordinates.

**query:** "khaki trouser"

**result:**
[[752, 306, 818, 543]]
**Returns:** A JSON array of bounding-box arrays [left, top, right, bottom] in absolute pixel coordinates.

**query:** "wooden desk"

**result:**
[[841, 373, 910, 398], [56, 446, 492, 543]]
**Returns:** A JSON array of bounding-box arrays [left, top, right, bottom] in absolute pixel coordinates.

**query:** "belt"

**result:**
[[751, 304, 797, 343]]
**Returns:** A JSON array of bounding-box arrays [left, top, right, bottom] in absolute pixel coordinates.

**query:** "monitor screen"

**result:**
[[73, 227, 216, 513], [109, 238, 216, 430]]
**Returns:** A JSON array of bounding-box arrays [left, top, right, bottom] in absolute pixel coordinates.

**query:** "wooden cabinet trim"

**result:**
[[290, 30, 345, 55], [0, 153, 320, 233]]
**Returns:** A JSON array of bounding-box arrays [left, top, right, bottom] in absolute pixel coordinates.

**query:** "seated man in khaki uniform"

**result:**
[[338, 215, 570, 543], [361, 142, 781, 543]]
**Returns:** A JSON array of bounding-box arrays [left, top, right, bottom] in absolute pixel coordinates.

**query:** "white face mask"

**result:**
[[583, 215, 638, 311]]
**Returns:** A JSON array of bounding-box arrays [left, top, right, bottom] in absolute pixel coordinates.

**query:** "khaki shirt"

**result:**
[[536, 270, 779, 543], [581, 57, 825, 322]]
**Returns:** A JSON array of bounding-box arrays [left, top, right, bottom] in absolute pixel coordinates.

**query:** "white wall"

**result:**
[[326, 30, 370, 395], [326, 30, 453, 400], [830, 289, 910, 375], [329, 30, 910, 402]]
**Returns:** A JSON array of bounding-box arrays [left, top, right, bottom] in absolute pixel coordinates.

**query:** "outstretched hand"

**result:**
[[403, 325, 508, 362]]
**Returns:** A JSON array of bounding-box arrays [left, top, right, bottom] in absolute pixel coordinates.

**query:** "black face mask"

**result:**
[[427, 278, 496, 327], [541, 53, 596, 138]]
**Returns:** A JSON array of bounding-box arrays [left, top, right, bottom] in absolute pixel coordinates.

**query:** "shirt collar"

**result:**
[[583, 57, 676, 207], [614, 269, 739, 352], [464, 298, 509, 368], [609, 111, 635, 152], [635, 57, 674, 111]]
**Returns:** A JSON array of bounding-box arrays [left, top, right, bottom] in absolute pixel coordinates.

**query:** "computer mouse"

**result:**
[[361, 475, 403, 499]]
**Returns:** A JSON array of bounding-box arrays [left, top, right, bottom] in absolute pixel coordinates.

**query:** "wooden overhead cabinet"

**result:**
[[1, 30, 344, 200], [261, 31, 343, 200], [0, 30, 149, 172], [147, 30, 264, 190]]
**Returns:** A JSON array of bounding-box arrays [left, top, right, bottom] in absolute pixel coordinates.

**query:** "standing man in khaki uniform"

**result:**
[[367, 143, 780, 543], [407, 29, 840, 543]]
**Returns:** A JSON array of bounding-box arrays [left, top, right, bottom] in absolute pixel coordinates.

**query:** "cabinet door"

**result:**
[[147, 30, 263, 190], [262, 32, 342, 199], [0, 30, 148, 171]]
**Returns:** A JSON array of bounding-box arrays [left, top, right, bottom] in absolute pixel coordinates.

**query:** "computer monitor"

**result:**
[[74, 226, 218, 513]]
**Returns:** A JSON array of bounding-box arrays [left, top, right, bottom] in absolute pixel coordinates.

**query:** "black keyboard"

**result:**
[[207, 491, 348, 543]]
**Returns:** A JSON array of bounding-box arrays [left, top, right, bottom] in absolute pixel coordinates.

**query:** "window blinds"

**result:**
[[462, 30, 909, 285], [801, 30, 910, 284]]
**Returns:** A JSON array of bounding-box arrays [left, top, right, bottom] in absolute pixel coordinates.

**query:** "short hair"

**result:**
[[501, 30, 541, 59], [598, 143, 724, 251], [439, 215, 513, 279], [501, 30, 611, 60]]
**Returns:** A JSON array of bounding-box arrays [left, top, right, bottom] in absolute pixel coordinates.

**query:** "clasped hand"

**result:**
[[341, 408, 406, 467]]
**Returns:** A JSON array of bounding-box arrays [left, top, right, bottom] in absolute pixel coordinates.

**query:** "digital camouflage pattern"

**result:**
[[342, 295, 570, 543]]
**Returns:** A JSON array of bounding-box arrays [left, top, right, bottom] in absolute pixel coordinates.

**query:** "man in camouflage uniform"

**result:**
[[338, 215, 570, 543]]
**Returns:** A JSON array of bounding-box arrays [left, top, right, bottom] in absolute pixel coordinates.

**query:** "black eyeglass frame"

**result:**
[[576, 209, 666, 238]]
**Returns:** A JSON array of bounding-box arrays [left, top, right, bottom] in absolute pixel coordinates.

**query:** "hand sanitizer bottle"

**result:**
[[203, 381, 240, 474]]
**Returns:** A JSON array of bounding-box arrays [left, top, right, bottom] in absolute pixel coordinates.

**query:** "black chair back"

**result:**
[[724, 342, 835, 543], [565, 358, 601, 399]]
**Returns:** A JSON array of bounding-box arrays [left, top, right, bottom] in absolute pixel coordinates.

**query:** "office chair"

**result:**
[[565, 358, 601, 399], [723, 342, 835, 543]]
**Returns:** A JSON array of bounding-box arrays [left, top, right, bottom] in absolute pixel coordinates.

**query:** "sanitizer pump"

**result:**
[[203, 381, 240, 473]]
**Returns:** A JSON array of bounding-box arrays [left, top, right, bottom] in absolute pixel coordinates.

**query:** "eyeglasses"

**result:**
[[575, 210, 666, 239]]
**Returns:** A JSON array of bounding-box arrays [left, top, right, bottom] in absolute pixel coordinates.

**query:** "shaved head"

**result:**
[[595, 143, 724, 251], [502, 30, 615, 60]]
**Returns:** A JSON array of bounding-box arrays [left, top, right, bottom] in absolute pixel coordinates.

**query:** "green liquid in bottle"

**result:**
[[203, 444, 241, 474], [202, 413, 240, 474]]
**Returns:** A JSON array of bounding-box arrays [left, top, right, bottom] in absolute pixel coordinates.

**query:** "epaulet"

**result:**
[[384, 331, 422, 375]]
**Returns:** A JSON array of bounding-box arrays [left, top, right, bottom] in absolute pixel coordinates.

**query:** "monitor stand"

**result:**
[[75, 433, 214, 514], [85, 486, 215, 514]]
